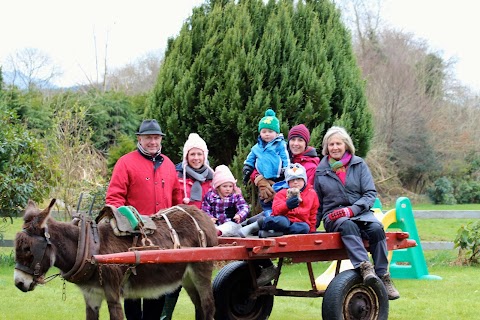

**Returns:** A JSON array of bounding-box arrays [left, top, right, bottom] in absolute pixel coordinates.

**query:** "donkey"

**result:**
[[14, 199, 218, 320]]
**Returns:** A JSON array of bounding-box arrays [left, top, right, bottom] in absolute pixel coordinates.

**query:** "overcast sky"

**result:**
[[0, 0, 204, 87], [1, 0, 478, 91], [381, 0, 479, 92]]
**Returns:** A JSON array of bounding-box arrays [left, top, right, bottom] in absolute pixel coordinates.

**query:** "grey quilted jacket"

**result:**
[[313, 155, 378, 228]]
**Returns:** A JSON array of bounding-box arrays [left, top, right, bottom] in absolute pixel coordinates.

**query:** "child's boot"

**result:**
[[238, 221, 260, 237], [238, 217, 264, 237]]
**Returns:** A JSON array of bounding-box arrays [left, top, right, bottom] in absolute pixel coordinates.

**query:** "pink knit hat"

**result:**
[[288, 124, 310, 144], [212, 165, 237, 189]]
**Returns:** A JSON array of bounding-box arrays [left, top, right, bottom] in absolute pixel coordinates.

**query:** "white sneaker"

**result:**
[[257, 265, 278, 286]]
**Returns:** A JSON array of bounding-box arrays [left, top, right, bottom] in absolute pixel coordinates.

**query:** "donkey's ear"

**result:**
[[37, 199, 56, 227], [26, 199, 37, 210], [23, 200, 41, 228], [24, 200, 38, 219], [48, 199, 56, 210]]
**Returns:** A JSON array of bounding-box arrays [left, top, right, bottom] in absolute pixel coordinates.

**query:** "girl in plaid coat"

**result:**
[[202, 165, 249, 236]]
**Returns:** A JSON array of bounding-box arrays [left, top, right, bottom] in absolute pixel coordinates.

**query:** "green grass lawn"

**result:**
[[405, 218, 477, 242]]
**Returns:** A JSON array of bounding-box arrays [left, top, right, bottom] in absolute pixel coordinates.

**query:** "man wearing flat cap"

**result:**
[[106, 119, 182, 319]]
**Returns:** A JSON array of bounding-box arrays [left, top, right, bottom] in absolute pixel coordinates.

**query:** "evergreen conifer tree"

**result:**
[[146, 0, 372, 168]]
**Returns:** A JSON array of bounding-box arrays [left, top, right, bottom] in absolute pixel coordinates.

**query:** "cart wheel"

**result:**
[[213, 261, 274, 320], [322, 269, 389, 320]]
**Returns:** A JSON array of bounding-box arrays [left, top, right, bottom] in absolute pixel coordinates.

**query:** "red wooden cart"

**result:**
[[94, 231, 416, 320]]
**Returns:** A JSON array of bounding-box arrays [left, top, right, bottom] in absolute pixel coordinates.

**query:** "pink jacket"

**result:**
[[177, 175, 212, 209], [271, 185, 319, 232], [106, 151, 182, 215]]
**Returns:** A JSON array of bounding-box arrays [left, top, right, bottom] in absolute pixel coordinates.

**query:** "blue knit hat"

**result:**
[[258, 109, 280, 133]]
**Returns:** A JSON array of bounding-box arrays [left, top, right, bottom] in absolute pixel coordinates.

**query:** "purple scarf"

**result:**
[[328, 152, 352, 185]]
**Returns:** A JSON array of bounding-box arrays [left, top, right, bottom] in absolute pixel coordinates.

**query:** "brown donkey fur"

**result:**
[[14, 199, 218, 320]]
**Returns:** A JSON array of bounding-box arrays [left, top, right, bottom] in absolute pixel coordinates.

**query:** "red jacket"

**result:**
[[271, 185, 319, 232], [290, 146, 320, 185], [106, 151, 182, 215]]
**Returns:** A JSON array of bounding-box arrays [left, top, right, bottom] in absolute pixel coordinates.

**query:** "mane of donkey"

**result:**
[[14, 199, 218, 320]]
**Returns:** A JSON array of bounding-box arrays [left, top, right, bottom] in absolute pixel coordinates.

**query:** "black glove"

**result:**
[[242, 165, 254, 185], [225, 206, 237, 219], [286, 196, 300, 209]]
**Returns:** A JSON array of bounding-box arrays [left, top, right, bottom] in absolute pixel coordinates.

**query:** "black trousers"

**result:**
[[124, 296, 165, 320]]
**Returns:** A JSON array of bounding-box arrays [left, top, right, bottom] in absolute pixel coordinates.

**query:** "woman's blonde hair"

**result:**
[[321, 126, 355, 156]]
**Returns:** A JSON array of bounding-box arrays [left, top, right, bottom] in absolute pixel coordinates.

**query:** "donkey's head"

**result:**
[[14, 199, 56, 292]]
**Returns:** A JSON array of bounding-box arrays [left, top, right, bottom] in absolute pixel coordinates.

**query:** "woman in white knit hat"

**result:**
[[165, 133, 214, 319], [174, 133, 214, 209]]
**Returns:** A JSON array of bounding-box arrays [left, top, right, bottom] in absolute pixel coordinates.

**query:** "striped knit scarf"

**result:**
[[328, 152, 352, 185], [137, 142, 162, 159]]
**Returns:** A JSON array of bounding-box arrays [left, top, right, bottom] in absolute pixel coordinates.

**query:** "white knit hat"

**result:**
[[212, 165, 237, 189], [182, 133, 210, 168], [181, 133, 213, 204]]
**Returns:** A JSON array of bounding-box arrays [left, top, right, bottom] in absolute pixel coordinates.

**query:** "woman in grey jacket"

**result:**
[[313, 126, 399, 300]]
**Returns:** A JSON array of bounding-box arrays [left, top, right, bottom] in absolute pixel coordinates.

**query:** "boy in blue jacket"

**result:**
[[242, 109, 289, 215]]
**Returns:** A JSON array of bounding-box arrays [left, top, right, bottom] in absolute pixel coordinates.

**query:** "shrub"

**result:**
[[454, 220, 480, 265], [0, 250, 14, 266], [454, 180, 480, 204], [427, 177, 457, 204]]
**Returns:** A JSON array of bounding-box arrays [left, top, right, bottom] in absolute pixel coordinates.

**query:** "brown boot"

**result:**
[[359, 261, 377, 284], [381, 273, 400, 300]]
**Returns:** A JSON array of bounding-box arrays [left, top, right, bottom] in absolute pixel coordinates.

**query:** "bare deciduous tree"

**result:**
[[355, 28, 446, 193], [428, 85, 480, 167], [107, 51, 162, 94], [360, 31, 433, 147], [335, 0, 383, 54], [5, 47, 62, 91], [339, 0, 480, 201], [357, 27, 479, 197], [52, 100, 107, 218]]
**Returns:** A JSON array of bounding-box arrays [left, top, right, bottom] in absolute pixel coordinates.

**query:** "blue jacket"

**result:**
[[313, 155, 378, 228], [244, 134, 289, 180]]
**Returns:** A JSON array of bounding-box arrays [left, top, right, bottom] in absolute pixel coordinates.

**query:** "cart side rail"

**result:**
[[93, 231, 416, 265]]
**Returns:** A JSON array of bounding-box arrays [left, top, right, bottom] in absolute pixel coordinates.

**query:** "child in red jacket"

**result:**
[[239, 163, 319, 238]]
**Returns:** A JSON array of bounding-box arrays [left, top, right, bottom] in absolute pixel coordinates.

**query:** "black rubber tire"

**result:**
[[322, 269, 389, 320], [213, 261, 274, 320]]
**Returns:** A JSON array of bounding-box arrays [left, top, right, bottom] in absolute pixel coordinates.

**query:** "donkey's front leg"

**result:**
[[104, 285, 124, 320], [183, 263, 215, 320], [82, 288, 103, 320]]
